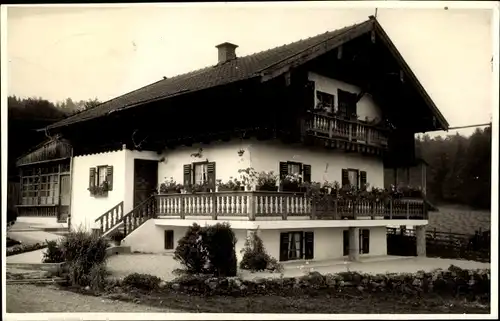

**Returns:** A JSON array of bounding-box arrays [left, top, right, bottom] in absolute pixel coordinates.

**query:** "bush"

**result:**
[[43, 240, 65, 263], [240, 230, 283, 273], [174, 223, 238, 277], [89, 263, 108, 291], [7, 243, 47, 256], [60, 229, 108, 287], [174, 223, 207, 274], [123, 273, 162, 291], [203, 223, 238, 277]]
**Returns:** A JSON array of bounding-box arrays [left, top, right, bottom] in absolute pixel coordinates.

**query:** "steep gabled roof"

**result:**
[[46, 16, 448, 131]]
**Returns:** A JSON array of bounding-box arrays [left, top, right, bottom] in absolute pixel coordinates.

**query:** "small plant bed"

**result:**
[[53, 265, 490, 314], [7, 243, 48, 257]]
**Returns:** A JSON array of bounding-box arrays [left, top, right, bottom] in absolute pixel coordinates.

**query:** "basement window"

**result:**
[[164, 230, 174, 250]]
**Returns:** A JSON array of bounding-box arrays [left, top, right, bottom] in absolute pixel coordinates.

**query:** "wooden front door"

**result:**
[[58, 174, 71, 222], [133, 159, 158, 207]]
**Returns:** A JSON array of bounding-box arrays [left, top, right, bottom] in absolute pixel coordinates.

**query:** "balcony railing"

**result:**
[[306, 112, 389, 149], [155, 191, 427, 220]]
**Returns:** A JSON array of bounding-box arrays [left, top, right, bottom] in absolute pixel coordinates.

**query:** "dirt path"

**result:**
[[6, 284, 182, 313]]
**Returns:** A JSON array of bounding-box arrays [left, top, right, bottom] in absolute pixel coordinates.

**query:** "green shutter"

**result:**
[[360, 171, 367, 190], [304, 231, 314, 260], [207, 162, 216, 191], [341, 169, 349, 187], [279, 162, 288, 180], [89, 167, 96, 188], [183, 164, 192, 187], [106, 165, 114, 191], [303, 164, 312, 183], [279, 232, 289, 262]]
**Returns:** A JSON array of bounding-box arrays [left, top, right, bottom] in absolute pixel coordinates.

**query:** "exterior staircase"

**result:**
[[93, 195, 157, 239]]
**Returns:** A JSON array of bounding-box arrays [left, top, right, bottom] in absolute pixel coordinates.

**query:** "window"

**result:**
[[316, 91, 335, 113], [279, 162, 312, 182], [279, 231, 314, 262], [164, 230, 174, 250], [194, 163, 208, 185], [337, 89, 357, 119], [342, 229, 370, 255], [348, 170, 359, 188], [183, 162, 216, 191], [341, 169, 367, 189], [20, 165, 60, 206], [97, 166, 107, 186]]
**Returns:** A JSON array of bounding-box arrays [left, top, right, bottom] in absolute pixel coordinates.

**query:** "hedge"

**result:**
[[157, 265, 489, 301]]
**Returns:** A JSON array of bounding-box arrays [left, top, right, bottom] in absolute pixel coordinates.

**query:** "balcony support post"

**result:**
[[416, 225, 427, 257], [348, 227, 360, 262]]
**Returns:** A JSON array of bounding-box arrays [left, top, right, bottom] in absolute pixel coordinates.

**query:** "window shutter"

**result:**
[[207, 162, 216, 191], [279, 232, 289, 262], [303, 164, 312, 183], [279, 162, 288, 180], [106, 165, 114, 191], [341, 169, 349, 187], [306, 80, 316, 111], [164, 230, 174, 250], [89, 167, 96, 188], [304, 231, 314, 260], [183, 164, 192, 187], [360, 171, 367, 189]]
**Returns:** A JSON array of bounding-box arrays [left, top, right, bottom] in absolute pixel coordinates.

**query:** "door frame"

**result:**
[[133, 159, 159, 207]]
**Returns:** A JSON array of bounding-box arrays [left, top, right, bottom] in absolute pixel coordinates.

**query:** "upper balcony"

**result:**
[[155, 191, 427, 221], [305, 111, 389, 153]]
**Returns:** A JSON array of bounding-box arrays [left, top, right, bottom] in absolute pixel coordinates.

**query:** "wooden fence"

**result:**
[[387, 227, 490, 262]]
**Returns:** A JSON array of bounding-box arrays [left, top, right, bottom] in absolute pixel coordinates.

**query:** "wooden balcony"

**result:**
[[306, 112, 389, 152], [155, 191, 427, 221]]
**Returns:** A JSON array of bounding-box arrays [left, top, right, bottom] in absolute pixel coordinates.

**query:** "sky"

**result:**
[[5, 3, 496, 137]]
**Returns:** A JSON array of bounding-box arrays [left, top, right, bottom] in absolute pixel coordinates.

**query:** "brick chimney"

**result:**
[[216, 42, 238, 64]]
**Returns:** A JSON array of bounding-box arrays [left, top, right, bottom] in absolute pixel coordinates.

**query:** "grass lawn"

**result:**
[[63, 286, 490, 314]]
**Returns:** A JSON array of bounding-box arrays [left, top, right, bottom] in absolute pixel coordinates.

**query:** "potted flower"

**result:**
[[158, 177, 183, 194], [88, 180, 110, 197], [255, 171, 278, 191], [238, 167, 258, 191], [216, 177, 245, 192], [280, 173, 303, 192], [186, 182, 212, 194]]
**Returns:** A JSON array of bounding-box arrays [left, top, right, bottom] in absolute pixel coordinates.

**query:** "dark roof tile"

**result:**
[[48, 20, 366, 129]]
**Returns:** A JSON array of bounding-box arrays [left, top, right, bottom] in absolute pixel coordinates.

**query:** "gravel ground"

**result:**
[[6, 284, 181, 313], [106, 254, 490, 281]]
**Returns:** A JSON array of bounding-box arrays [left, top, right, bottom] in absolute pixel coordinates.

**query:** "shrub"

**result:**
[[89, 263, 108, 291], [42, 240, 65, 263], [59, 229, 108, 286], [123, 273, 162, 291], [174, 223, 207, 274], [174, 223, 238, 277], [240, 229, 283, 272], [203, 223, 238, 277], [7, 243, 47, 256]]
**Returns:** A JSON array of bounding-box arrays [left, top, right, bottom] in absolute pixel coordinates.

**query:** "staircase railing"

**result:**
[[94, 201, 124, 235], [122, 195, 157, 237]]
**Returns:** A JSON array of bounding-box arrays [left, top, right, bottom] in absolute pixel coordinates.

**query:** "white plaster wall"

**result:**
[[259, 226, 387, 262], [251, 140, 385, 188], [70, 150, 126, 231], [122, 220, 247, 261], [128, 138, 384, 191], [309, 72, 382, 122], [155, 141, 252, 186]]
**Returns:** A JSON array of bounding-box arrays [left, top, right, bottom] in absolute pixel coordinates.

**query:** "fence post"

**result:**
[[211, 192, 218, 220], [389, 200, 393, 219], [249, 193, 256, 221], [180, 195, 185, 219], [406, 201, 410, 220]]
